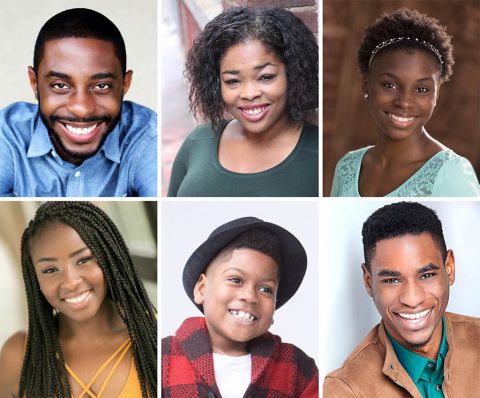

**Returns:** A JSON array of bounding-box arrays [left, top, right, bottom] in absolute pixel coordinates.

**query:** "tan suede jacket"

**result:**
[[324, 312, 480, 397]]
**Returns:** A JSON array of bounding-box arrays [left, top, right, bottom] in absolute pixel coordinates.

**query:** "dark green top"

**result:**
[[167, 121, 318, 197], [387, 317, 448, 398]]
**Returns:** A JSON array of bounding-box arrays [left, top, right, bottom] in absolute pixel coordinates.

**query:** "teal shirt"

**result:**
[[168, 122, 318, 197], [387, 318, 448, 398], [330, 146, 480, 197]]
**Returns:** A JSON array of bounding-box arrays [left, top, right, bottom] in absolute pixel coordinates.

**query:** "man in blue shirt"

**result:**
[[0, 8, 157, 196]]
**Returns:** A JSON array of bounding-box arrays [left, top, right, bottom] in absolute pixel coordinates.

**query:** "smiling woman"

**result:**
[[330, 8, 480, 197], [167, 6, 319, 197], [0, 202, 157, 398]]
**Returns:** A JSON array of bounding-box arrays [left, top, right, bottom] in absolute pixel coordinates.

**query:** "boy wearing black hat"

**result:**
[[162, 217, 318, 397]]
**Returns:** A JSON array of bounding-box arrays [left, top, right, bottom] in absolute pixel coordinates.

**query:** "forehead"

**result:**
[[220, 40, 283, 68], [207, 248, 279, 279], [371, 233, 443, 270], [38, 37, 122, 75], [370, 48, 441, 80], [30, 222, 87, 258]]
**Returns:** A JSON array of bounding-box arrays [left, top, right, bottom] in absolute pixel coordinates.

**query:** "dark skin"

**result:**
[[0, 224, 132, 398], [28, 38, 132, 166], [359, 48, 445, 196], [218, 40, 301, 173]]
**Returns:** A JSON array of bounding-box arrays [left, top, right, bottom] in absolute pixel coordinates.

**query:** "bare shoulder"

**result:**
[[0, 330, 26, 398]]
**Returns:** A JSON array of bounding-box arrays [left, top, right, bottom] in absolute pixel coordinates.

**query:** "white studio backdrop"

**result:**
[[321, 199, 480, 381], [0, 0, 156, 111], [161, 200, 319, 364]]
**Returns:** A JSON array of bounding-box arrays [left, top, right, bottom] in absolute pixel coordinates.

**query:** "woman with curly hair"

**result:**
[[331, 8, 480, 197], [168, 6, 319, 197], [0, 202, 156, 397]]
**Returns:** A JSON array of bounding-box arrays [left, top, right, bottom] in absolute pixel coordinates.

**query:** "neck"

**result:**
[[374, 128, 436, 162], [58, 299, 125, 343], [239, 114, 300, 143]]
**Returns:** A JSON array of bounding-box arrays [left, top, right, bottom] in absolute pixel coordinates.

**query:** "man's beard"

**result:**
[[39, 106, 119, 163]]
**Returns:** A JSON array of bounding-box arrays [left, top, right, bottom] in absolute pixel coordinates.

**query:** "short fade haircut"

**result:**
[[33, 8, 127, 75], [362, 202, 448, 270], [210, 228, 282, 278]]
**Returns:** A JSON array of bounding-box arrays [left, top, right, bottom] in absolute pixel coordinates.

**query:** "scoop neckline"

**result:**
[[212, 121, 308, 177], [354, 146, 449, 197]]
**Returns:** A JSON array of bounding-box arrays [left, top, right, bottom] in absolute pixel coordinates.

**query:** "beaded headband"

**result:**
[[368, 37, 443, 71]]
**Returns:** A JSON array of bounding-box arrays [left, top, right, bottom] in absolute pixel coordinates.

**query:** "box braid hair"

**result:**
[[19, 201, 156, 397]]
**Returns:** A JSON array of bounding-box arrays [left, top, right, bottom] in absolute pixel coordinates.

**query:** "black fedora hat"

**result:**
[[183, 216, 307, 312]]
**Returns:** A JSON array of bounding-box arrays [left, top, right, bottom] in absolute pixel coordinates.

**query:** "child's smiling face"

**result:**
[[193, 248, 278, 356], [364, 48, 442, 141]]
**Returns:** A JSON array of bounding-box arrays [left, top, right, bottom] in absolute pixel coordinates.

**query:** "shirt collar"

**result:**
[[387, 316, 448, 383], [27, 112, 121, 164]]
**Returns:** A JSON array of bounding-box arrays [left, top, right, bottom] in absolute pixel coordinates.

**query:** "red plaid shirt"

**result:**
[[162, 317, 318, 397]]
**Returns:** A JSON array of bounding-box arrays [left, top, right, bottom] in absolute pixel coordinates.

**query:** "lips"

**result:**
[[62, 289, 92, 307], [238, 104, 270, 122], [385, 112, 416, 127], [229, 309, 257, 322], [394, 307, 433, 328], [57, 121, 104, 144]]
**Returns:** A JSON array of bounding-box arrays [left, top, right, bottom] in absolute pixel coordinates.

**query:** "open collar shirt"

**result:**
[[0, 101, 157, 197], [387, 317, 448, 398]]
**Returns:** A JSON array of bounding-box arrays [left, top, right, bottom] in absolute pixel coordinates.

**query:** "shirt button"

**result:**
[[427, 362, 434, 368], [74, 171, 81, 178], [389, 363, 395, 370], [51, 150, 56, 157], [436, 384, 442, 391]]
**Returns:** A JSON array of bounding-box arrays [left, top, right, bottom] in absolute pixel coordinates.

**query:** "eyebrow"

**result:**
[[221, 62, 277, 75], [44, 71, 117, 80], [35, 246, 90, 264], [221, 267, 278, 283], [377, 263, 441, 277], [378, 72, 434, 83]]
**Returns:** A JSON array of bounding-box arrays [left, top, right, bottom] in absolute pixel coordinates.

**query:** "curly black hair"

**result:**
[[358, 8, 454, 83], [19, 201, 156, 398], [185, 7, 318, 129], [362, 201, 447, 270]]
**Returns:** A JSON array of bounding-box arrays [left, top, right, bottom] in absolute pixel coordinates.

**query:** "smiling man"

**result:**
[[324, 202, 480, 397], [0, 8, 156, 196]]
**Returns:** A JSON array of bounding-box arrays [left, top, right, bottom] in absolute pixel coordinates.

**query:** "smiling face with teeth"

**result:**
[[362, 233, 455, 359], [29, 222, 108, 324], [193, 248, 278, 356], [28, 38, 132, 165], [364, 48, 441, 142], [219, 40, 291, 138]]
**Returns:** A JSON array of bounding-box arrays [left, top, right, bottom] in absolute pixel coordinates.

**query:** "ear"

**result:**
[[193, 273, 207, 305], [361, 263, 373, 297], [122, 70, 133, 97], [28, 66, 39, 101], [444, 249, 455, 286]]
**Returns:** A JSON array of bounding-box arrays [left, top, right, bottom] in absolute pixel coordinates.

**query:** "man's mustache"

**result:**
[[49, 115, 112, 124]]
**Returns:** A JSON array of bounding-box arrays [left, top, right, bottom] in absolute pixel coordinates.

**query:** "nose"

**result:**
[[67, 89, 96, 118], [398, 281, 425, 308], [393, 88, 413, 110], [61, 265, 82, 291], [239, 284, 258, 304], [240, 81, 261, 101]]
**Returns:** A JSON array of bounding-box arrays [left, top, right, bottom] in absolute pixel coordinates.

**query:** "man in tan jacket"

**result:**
[[324, 202, 480, 397]]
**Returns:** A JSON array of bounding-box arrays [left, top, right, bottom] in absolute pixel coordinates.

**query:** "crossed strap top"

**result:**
[[65, 338, 141, 398]]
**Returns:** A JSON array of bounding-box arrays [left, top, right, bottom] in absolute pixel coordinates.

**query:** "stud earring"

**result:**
[[364, 92, 369, 100]]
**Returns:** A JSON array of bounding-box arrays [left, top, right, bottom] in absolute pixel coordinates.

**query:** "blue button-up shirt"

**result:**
[[0, 101, 157, 197]]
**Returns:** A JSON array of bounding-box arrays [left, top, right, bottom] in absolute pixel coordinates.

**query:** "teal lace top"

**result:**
[[331, 146, 480, 197]]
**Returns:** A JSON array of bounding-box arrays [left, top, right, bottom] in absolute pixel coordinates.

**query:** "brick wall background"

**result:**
[[323, 0, 480, 195]]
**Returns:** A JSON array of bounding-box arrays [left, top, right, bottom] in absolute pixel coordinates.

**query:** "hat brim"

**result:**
[[183, 218, 307, 312]]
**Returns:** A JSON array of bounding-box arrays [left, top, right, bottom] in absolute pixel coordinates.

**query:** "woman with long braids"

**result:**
[[0, 201, 157, 397]]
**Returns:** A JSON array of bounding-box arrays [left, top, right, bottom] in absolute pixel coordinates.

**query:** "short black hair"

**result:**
[[358, 8, 454, 83], [186, 6, 318, 129], [362, 202, 447, 270], [211, 228, 282, 276], [33, 8, 127, 75]]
